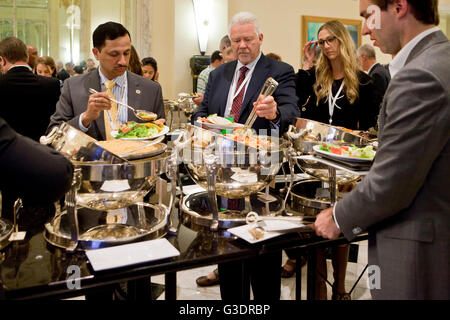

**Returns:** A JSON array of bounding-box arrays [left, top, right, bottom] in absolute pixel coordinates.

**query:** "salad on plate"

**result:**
[[317, 142, 375, 159]]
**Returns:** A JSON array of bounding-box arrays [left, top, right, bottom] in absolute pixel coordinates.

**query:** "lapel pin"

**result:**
[[136, 90, 141, 95]]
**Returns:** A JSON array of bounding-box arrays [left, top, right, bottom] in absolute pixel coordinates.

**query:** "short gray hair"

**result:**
[[219, 35, 231, 50], [228, 12, 261, 36], [357, 44, 376, 59]]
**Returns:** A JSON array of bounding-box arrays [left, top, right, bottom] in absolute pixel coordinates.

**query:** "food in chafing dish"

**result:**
[[198, 114, 235, 126], [225, 128, 275, 149], [115, 121, 164, 139], [318, 142, 375, 159], [98, 140, 161, 157]]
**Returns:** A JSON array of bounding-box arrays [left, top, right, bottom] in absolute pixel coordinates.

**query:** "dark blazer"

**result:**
[[335, 31, 450, 299], [0, 66, 61, 142], [47, 69, 165, 141], [57, 69, 71, 82], [0, 117, 73, 220], [369, 62, 391, 98], [192, 54, 300, 134], [295, 67, 382, 130]]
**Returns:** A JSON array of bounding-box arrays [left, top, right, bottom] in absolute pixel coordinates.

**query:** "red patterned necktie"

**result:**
[[230, 66, 248, 123]]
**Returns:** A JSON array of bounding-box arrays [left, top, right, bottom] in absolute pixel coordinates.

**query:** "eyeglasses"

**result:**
[[317, 36, 337, 47]]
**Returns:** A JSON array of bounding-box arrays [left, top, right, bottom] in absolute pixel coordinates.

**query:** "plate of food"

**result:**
[[111, 121, 169, 140], [179, 92, 200, 99], [313, 143, 376, 163], [196, 114, 244, 130]]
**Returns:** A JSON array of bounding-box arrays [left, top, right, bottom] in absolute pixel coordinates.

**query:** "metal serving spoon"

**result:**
[[89, 88, 158, 122]]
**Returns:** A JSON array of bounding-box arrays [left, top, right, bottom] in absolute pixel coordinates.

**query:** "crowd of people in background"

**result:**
[[0, 0, 448, 301]]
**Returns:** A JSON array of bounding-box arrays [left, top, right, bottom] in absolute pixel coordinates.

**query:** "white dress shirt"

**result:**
[[224, 52, 262, 118], [389, 26, 440, 78]]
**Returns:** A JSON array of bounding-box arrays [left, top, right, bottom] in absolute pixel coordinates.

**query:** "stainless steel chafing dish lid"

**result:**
[[40, 122, 127, 163], [285, 118, 374, 153]]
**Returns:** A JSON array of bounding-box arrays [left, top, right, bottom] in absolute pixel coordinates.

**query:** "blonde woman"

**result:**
[[296, 20, 381, 131], [294, 20, 381, 300]]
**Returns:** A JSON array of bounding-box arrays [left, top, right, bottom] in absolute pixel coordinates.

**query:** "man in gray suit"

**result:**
[[314, 0, 449, 300], [48, 22, 164, 141]]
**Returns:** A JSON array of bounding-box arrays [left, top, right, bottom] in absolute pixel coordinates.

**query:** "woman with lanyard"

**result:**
[[293, 20, 381, 300]]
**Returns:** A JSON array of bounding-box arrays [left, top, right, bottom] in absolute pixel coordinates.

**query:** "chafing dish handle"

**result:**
[[205, 154, 220, 231]]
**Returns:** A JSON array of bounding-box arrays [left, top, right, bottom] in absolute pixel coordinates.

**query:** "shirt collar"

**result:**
[[9, 64, 32, 72], [389, 26, 440, 78], [236, 51, 262, 73], [98, 67, 127, 88]]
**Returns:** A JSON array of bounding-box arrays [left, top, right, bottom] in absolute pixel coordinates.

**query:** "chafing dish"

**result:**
[[0, 218, 13, 250], [174, 124, 288, 230], [40, 123, 175, 251], [73, 153, 169, 211], [285, 118, 375, 185], [40, 122, 126, 163], [176, 124, 286, 199]]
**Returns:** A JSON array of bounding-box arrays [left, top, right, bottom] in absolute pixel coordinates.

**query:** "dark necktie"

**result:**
[[230, 66, 248, 123]]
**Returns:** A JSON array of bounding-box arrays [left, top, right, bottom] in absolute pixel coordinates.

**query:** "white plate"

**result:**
[[313, 145, 375, 163], [228, 220, 305, 244], [111, 125, 169, 141], [195, 120, 244, 131], [85, 238, 180, 271]]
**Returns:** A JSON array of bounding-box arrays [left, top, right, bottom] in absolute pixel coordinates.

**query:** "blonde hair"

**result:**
[[314, 20, 360, 105]]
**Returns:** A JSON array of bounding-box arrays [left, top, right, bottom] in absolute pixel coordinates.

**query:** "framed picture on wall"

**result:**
[[301, 15, 362, 63]]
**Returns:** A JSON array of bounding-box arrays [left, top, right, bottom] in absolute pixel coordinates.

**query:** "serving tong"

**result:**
[[243, 77, 279, 129], [245, 211, 312, 232]]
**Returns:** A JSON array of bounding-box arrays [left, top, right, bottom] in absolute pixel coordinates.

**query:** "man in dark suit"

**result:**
[[0, 36, 63, 228], [0, 117, 73, 222], [48, 22, 164, 141], [193, 12, 300, 301], [192, 14, 299, 134], [56, 60, 71, 82], [315, 0, 449, 300], [0, 37, 61, 142], [357, 43, 391, 98]]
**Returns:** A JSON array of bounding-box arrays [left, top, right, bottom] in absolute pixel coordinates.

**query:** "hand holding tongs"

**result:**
[[243, 77, 279, 129]]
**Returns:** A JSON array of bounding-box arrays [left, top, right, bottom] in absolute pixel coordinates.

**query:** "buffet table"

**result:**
[[0, 204, 367, 300]]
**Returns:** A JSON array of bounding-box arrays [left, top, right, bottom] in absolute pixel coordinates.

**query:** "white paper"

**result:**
[[86, 238, 180, 271]]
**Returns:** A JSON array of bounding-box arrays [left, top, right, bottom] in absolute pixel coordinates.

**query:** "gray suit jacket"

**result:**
[[335, 31, 450, 299], [47, 69, 164, 140]]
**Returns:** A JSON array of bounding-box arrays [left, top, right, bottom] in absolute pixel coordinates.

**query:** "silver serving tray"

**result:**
[[176, 124, 287, 199], [285, 118, 375, 185], [44, 202, 167, 250]]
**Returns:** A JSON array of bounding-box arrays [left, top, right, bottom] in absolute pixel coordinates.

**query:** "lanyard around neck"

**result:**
[[232, 65, 255, 100], [328, 82, 344, 124]]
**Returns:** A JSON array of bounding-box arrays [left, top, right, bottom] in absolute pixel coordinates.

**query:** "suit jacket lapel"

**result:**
[[84, 70, 105, 140], [127, 71, 141, 121], [219, 61, 238, 116], [239, 55, 269, 120]]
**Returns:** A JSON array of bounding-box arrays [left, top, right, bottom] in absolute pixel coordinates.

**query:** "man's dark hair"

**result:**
[[93, 22, 131, 51], [0, 37, 28, 63], [373, 0, 439, 25], [211, 50, 223, 63], [141, 57, 158, 72]]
